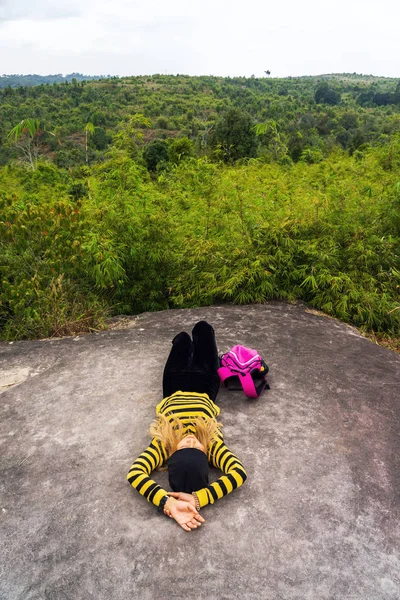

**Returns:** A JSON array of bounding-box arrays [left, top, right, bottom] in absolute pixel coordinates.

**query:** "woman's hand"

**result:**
[[168, 491, 196, 508], [164, 497, 205, 532]]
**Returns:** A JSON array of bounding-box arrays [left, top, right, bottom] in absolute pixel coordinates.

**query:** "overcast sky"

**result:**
[[0, 0, 399, 78]]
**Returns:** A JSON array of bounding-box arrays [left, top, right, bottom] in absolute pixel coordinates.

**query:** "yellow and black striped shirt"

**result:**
[[126, 391, 247, 508]]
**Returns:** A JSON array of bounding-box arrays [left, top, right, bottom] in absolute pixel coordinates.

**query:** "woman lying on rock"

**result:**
[[126, 321, 247, 532]]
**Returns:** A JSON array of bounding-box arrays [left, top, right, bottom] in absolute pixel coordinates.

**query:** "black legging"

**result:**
[[162, 321, 220, 402]]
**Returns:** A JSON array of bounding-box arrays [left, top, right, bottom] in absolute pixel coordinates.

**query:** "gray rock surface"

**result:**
[[0, 302, 399, 600]]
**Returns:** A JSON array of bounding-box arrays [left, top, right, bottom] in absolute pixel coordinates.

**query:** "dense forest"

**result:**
[[0, 73, 399, 343], [0, 73, 106, 89]]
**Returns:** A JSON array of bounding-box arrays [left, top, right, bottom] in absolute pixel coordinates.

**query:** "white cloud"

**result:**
[[0, 0, 399, 77], [0, 0, 83, 21]]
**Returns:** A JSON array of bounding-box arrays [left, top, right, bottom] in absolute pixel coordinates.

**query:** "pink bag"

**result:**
[[218, 345, 269, 399]]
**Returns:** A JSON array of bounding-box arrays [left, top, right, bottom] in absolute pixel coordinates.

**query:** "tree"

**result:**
[[394, 81, 400, 105], [314, 83, 341, 106], [91, 127, 110, 151], [7, 118, 46, 170], [90, 110, 107, 126], [114, 113, 152, 158], [372, 92, 392, 106], [340, 112, 358, 130], [143, 140, 169, 171], [84, 122, 95, 164], [252, 120, 288, 161], [210, 108, 258, 163], [287, 130, 305, 161], [196, 113, 215, 154], [168, 137, 194, 165]]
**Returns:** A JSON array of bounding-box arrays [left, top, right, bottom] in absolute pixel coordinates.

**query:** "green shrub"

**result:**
[[1, 148, 399, 340]]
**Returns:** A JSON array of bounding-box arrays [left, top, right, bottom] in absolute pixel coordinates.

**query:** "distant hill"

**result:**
[[1, 71, 399, 171], [305, 73, 398, 83], [1, 72, 399, 90], [0, 73, 109, 88]]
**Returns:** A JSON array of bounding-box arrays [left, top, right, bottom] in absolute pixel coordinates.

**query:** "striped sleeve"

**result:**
[[195, 439, 247, 508], [126, 439, 169, 507]]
